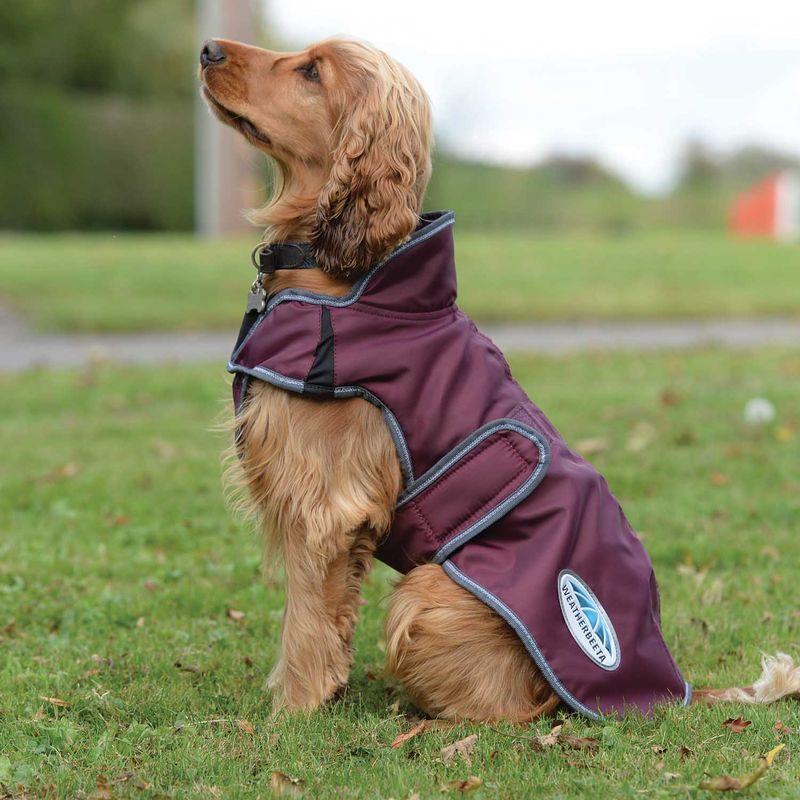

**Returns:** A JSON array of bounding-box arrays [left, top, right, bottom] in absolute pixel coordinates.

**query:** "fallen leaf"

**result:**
[[39, 696, 69, 707], [271, 770, 304, 796], [392, 720, 429, 749], [626, 421, 657, 452], [531, 722, 565, 751], [153, 440, 177, 460], [226, 608, 246, 623], [41, 462, 80, 483], [575, 437, 611, 457], [760, 546, 781, 562], [660, 389, 682, 407], [564, 736, 599, 751], [174, 661, 201, 674], [710, 472, 730, 487], [699, 743, 784, 791], [774, 720, 791, 735], [236, 719, 254, 735], [441, 734, 478, 765], [774, 426, 795, 443], [679, 745, 694, 761], [651, 745, 668, 755], [136, 617, 145, 628], [723, 717, 752, 734], [32, 705, 45, 721], [702, 578, 725, 606], [440, 776, 482, 793], [96, 774, 112, 799]]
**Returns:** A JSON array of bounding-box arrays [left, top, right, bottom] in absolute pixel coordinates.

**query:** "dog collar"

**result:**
[[246, 242, 318, 313], [250, 242, 317, 274]]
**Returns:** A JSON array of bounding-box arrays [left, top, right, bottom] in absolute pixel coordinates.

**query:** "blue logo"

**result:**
[[558, 571, 620, 670]]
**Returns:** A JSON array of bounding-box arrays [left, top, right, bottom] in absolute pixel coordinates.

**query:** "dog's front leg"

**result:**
[[269, 524, 375, 711]]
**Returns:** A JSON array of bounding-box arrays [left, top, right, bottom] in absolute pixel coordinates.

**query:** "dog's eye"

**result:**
[[297, 61, 320, 82]]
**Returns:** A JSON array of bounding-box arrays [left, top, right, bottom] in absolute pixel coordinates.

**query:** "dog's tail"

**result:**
[[692, 652, 800, 705]]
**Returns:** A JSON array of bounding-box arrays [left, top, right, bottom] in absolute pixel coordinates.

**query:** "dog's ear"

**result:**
[[311, 66, 429, 278]]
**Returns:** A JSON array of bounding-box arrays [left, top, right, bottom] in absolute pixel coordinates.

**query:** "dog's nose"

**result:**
[[200, 39, 226, 68]]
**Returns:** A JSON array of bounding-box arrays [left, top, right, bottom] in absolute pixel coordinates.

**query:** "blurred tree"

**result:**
[[0, 0, 196, 230]]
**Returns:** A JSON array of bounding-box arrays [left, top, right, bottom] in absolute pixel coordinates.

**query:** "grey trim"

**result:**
[[227, 361, 306, 393], [682, 681, 692, 707], [442, 560, 601, 720], [230, 212, 455, 363], [333, 386, 414, 484], [399, 419, 548, 504], [397, 420, 550, 565], [226, 363, 415, 486]]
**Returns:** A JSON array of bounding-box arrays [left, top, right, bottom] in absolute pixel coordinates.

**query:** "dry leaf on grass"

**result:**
[[392, 720, 429, 748], [710, 472, 730, 487], [95, 774, 112, 800], [174, 660, 201, 674], [723, 717, 752, 733], [39, 696, 69, 707], [531, 722, 566, 751], [564, 736, 598, 752], [699, 743, 784, 792], [235, 719, 254, 735], [774, 720, 791, 735], [441, 735, 478, 765], [626, 421, 656, 453], [391, 719, 452, 748], [660, 389, 683, 407], [226, 608, 246, 623], [575, 437, 611, 457], [271, 771, 304, 796], [440, 776, 482, 793]]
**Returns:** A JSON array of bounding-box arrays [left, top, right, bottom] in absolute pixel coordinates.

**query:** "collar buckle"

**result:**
[[251, 242, 313, 274]]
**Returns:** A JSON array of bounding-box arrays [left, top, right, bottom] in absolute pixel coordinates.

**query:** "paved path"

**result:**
[[1, 305, 799, 373]]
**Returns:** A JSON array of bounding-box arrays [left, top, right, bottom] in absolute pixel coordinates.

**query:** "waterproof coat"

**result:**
[[229, 211, 690, 718]]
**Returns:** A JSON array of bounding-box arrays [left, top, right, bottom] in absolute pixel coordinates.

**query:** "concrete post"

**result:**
[[195, 0, 261, 237]]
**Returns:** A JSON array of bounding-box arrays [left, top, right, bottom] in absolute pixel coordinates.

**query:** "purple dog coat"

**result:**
[[229, 211, 690, 718]]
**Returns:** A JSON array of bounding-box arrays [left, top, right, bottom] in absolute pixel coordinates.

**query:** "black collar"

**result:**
[[251, 242, 317, 275]]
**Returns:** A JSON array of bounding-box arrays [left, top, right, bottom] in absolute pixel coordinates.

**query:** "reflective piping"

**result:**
[[393, 419, 551, 565], [230, 212, 455, 363], [227, 362, 305, 393], [399, 419, 548, 505], [226, 364, 415, 486], [441, 560, 600, 720], [682, 681, 692, 707], [333, 386, 414, 484]]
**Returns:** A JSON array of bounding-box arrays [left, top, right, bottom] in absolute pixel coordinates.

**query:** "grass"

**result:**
[[1, 348, 799, 798], [1, 230, 799, 332]]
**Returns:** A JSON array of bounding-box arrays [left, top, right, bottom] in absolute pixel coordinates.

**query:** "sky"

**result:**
[[264, 0, 800, 194]]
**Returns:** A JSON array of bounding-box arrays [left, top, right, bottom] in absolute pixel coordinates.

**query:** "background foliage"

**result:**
[[1, 1, 799, 233]]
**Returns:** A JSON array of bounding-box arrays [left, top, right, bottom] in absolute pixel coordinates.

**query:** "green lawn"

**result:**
[[1, 230, 798, 332], [1, 349, 798, 798]]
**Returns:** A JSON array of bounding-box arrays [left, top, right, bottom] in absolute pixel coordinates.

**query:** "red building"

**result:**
[[731, 171, 800, 241]]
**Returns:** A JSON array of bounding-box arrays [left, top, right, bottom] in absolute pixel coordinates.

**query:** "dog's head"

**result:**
[[200, 37, 432, 278]]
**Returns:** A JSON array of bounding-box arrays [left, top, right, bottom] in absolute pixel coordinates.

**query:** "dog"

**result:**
[[199, 36, 799, 721]]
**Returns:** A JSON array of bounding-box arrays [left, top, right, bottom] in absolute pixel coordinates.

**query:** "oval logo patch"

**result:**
[[558, 570, 620, 671]]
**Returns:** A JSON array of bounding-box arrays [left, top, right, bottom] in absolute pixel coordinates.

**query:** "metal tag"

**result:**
[[246, 286, 266, 314]]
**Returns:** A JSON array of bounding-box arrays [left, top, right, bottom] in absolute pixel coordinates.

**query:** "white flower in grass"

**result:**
[[744, 397, 776, 425]]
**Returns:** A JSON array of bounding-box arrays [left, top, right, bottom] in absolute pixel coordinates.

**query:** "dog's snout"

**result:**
[[200, 39, 226, 69]]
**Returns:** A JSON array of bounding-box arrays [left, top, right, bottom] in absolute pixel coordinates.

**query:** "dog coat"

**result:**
[[228, 211, 690, 718]]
